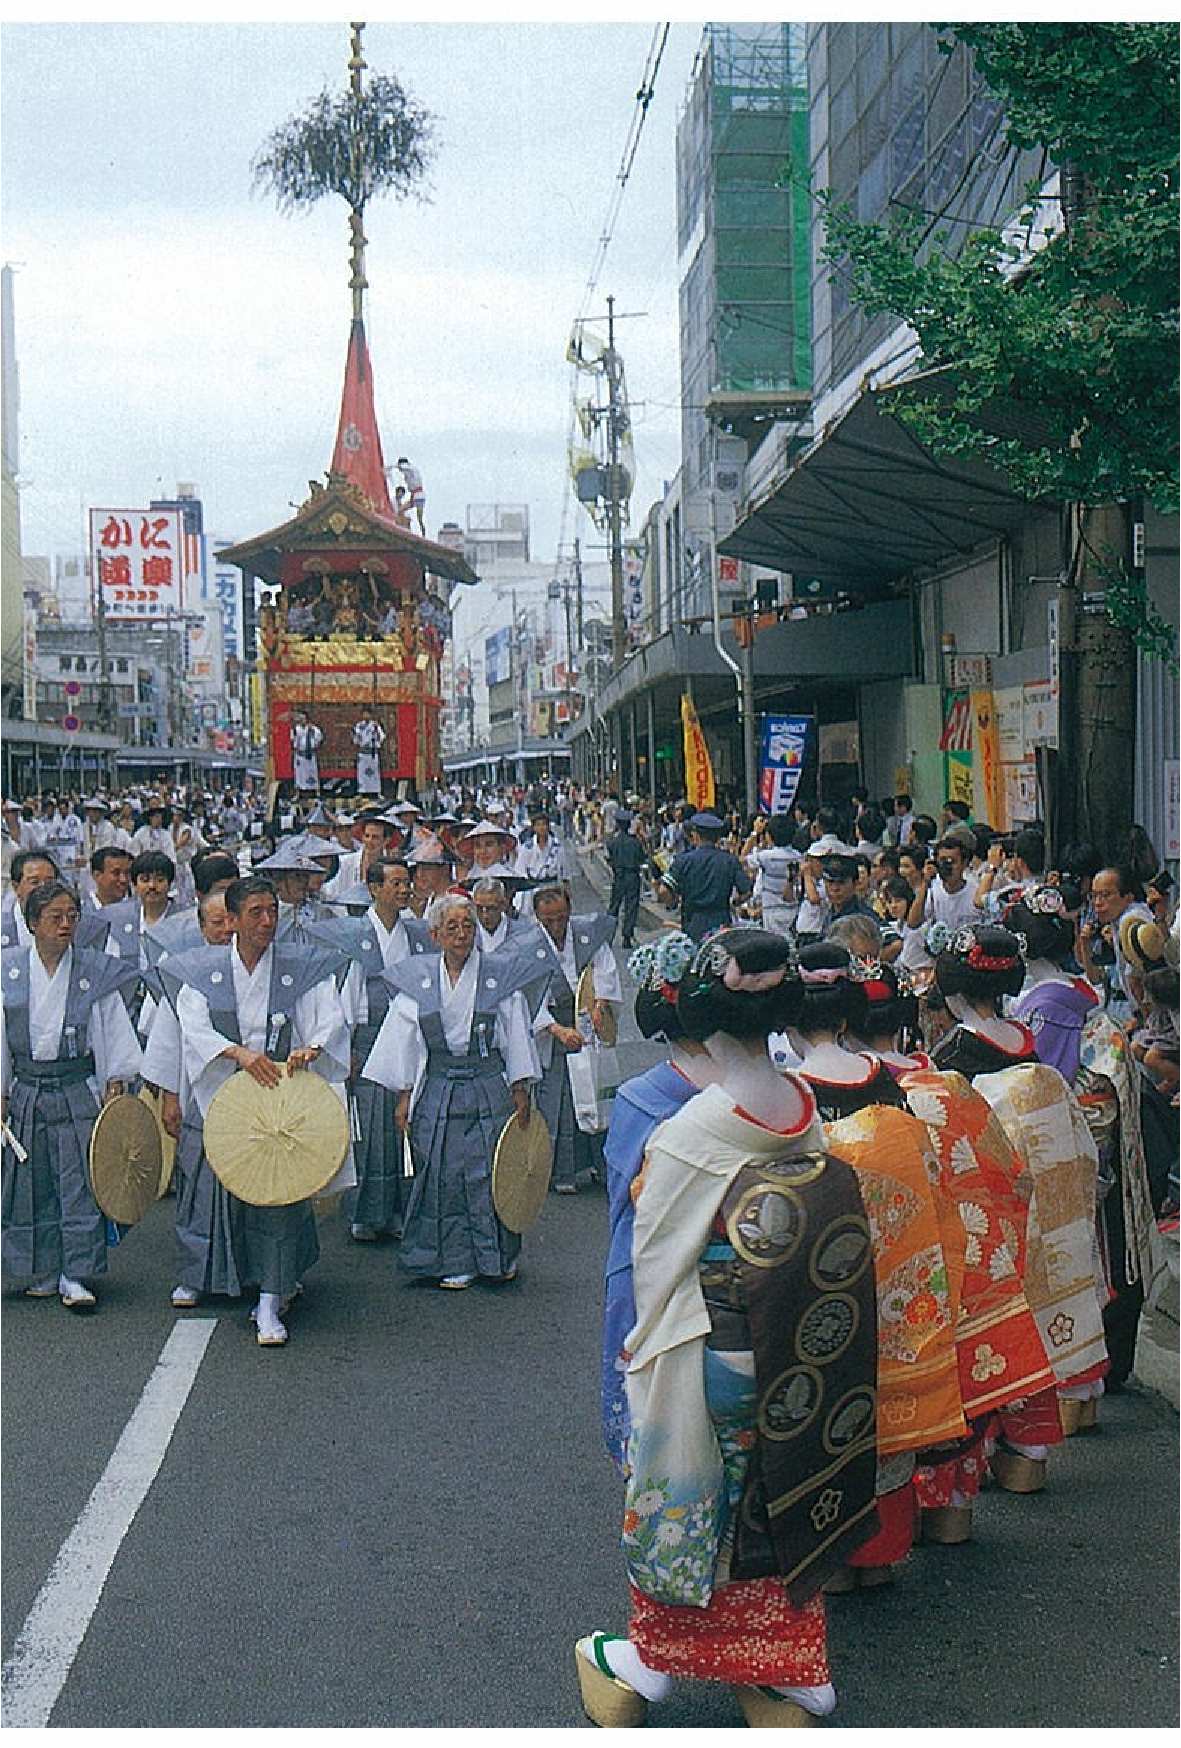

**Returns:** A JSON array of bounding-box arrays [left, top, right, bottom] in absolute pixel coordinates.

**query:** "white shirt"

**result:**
[[923, 876, 980, 931], [319, 848, 362, 901], [478, 916, 509, 952], [28, 945, 72, 1060]]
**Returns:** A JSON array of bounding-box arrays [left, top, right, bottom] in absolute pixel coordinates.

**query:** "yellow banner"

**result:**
[[681, 693, 715, 810], [249, 671, 265, 747], [971, 688, 1004, 830]]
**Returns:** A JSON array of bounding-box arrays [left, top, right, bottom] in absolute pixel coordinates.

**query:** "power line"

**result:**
[[555, 25, 673, 574]]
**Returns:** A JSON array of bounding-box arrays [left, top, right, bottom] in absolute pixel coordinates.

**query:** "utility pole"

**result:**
[[93, 560, 113, 734], [605, 295, 627, 671], [573, 536, 584, 646], [562, 558, 575, 729]]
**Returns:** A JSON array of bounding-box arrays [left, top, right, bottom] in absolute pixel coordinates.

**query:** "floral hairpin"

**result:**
[[848, 954, 882, 983], [1026, 887, 1066, 916], [924, 920, 952, 957], [950, 926, 977, 956]]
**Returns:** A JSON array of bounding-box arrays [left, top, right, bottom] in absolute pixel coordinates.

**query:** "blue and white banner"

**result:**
[[759, 714, 812, 814]]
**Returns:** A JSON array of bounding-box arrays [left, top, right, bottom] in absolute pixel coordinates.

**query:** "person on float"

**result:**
[[360, 891, 538, 1290], [289, 709, 324, 795], [928, 923, 1040, 1078], [528, 882, 620, 1195], [352, 714, 386, 797], [575, 927, 877, 1729], [1, 879, 143, 1309], [162, 876, 351, 1344], [600, 932, 719, 1470]]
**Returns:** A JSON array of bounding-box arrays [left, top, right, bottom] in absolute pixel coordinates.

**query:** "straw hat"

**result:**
[[491, 1109, 553, 1232], [1118, 912, 1176, 974], [576, 963, 617, 1046], [203, 1070, 349, 1206], [88, 1094, 163, 1225]]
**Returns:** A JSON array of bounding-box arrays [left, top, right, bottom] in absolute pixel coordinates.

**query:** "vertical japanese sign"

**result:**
[[759, 714, 812, 814], [970, 690, 1003, 829], [89, 508, 184, 621], [680, 694, 715, 810], [211, 557, 242, 661], [1165, 760, 1180, 860], [21, 593, 38, 721]]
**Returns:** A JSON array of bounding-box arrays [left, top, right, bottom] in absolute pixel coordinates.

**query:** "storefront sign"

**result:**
[[1023, 679, 1058, 749], [89, 507, 185, 621], [759, 714, 812, 815]]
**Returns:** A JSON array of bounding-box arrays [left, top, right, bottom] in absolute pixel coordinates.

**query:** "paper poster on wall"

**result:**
[[1166, 759, 1180, 860], [1023, 679, 1058, 748], [994, 687, 1025, 762], [1003, 760, 1038, 825]]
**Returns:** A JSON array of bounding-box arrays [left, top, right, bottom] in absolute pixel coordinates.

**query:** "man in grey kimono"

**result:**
[[307, 857, 430, 1243], [361, 891, 539, 1290], [528, 884, 621, 1194], [2, 880, 143, 1309], [156, 875, 351, 1345]]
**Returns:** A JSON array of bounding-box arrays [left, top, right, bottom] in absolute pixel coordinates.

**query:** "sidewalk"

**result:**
[[576, 843, 672, 939]]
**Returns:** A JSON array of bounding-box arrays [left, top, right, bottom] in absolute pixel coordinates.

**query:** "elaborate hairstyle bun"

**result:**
[[934, 924, 1025, 1003], [628, 932, 697, 1041], [1003, 886, 1074, 965], [857, 960, 917, 1040], [675, 926, 803, 1043], [795, 940, 868, 1037]]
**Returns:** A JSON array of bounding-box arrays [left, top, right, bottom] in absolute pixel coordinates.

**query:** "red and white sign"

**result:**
[[89, 508, 185, 621]]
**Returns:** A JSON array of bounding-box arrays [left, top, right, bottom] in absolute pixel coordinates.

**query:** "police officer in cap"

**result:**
[[604, 808, 645, 948], [658, 811, 751, 942]]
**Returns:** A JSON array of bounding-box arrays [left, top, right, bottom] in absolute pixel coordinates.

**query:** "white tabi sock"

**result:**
[[600, 1639, 673, 1703], [58, 1275, 87, 1298], [769, 1683, 837, 1717], [256, 1292, 285, 1337], [1006, 1440, 1049, 1460]]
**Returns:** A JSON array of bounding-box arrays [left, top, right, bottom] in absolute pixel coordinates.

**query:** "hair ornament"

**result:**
[[924, 920, 952, 957], [653, 931, 695, 987]]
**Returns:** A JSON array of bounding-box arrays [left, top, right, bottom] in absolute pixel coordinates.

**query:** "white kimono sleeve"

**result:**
[[495, 990, 540, 1086], [294, 976, 350, 1084], [176, 984, 240, 1119], [590, 941, 622, 1005], [339, 961, 367, 1030], [360, 992, 425, 1096], [89, 990, 144, 1088], [141, 999, 182, 1095]]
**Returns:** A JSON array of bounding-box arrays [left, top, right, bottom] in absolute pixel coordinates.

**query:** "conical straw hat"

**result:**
[[203, 1070, 349, 1206], [491, 1109, 553, 1233], [88, 1094, 163, 1225]]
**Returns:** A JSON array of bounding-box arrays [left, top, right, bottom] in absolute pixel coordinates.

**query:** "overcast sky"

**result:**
[[1, 17, 721, 571]]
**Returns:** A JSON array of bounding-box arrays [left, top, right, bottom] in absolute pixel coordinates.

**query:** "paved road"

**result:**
[[2, 862, 1177, 1728]]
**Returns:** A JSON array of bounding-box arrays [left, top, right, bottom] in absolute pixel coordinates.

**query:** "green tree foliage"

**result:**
[[253, 73, 436, 216], [819, 24, 1178, 661]]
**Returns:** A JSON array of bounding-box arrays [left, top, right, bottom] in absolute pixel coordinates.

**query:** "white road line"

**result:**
[[1, 1317, 218, 1729]]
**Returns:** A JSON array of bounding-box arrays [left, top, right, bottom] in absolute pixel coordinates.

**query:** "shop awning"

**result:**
[[719, 375, 1039, 588]]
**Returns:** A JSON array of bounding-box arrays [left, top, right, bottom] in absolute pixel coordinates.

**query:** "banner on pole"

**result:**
[[759, 713, 812, 814], [681, 694, 715, 810]]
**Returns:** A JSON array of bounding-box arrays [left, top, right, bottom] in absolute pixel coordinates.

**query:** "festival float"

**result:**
[[216, 24, 474, 801]]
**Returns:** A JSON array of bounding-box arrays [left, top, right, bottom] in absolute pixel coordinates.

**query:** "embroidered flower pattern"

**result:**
[[622, 1472, 724, 1607], [964, 1234, 983, 1266], [988, 1244, 1016, 1282], [810, 1488, 843, 1531], [879, 1247, 951, 1362], [949, 1135, 979, 1175], [1047, 1312, 1076, 1348], [970, 1343, 1006, 1383]]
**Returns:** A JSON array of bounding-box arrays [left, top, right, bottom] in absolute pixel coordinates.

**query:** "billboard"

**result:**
[[485, 626, 512, 687], [209, 546, 243, 662], [90, 508, 185, 621], [758, 714, 812, 814]]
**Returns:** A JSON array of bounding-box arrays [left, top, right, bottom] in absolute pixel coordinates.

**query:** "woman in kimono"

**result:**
[[847, 961, 932, 1077], [362, 891, 539, 1290], [1008, 886, 1100, 1086], [788, 941, 906, 1119], [601, 932, 717, 1471], [2, 880, 143, 1309], [576, 928, 878, 1728], [928, 923, 1039, 1077]]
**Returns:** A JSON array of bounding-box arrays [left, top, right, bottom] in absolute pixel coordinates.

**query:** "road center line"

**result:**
[[1, 1317, 218, 1729]]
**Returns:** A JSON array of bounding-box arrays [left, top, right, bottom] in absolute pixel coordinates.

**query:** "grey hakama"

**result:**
[[362, 950, 539, 1282], [173, 1110, 246, 1294], [1, 947, 143, 1283], [526, 915, 620, 1192]]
